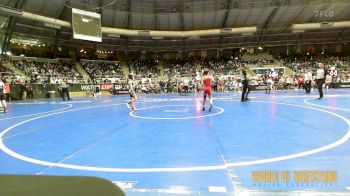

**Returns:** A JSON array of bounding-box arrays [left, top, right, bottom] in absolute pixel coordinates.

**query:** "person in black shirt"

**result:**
[[241, 68, 251, 102]]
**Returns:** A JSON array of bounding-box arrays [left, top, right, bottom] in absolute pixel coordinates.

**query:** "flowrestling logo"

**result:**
[[314, 10, 334, 18]]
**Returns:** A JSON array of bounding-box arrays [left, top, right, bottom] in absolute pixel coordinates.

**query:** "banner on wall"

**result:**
[[80, 84, 114, 91], [338, 82, 350, 88], [79, 83, 129, 94], [250, 85, 267, 91]]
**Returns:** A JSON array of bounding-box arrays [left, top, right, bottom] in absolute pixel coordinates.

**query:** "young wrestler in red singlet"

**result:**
[[202, 70, 213, 112]]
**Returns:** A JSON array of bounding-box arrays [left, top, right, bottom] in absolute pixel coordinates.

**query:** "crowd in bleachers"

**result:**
[[2, 54, 350, 97], [200, 58, 240, 75], [163, 56, 247, 78], [0, 61, 12, 76], [11, 60, 83, 84], [82, 61, 124, 84], [163, 56, 241, 77], [281, 56, 350, 87], [129, 59, 160, 79], [241, 59, 275, 67], [110, 56, 287, 94], [164, 59, 196, 78], [0, 60, 25, 85], [132, 56, 244, 94]]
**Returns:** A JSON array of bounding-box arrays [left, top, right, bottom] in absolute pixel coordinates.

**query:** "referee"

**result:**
[[59, 80, 71, 101], [241, 67, 251, 102], [316, 63, 326, 99], [304, 69, 312, 93], [183, 77, 189, 96]]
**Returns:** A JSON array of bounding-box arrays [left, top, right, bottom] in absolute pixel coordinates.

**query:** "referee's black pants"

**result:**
[[241, 81, 251, 101], [61, 88, 71, 101], [317, 79, 324, 99]]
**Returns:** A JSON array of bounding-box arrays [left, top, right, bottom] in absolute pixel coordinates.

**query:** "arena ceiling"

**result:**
[[1, 0, 350, 51]]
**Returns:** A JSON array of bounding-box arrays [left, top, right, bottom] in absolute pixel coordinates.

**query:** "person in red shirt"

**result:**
[[298, 76, 304, 89], [25, 81, 33, 99], [202, 70, 213, 112], [4, 80, 11, 102]]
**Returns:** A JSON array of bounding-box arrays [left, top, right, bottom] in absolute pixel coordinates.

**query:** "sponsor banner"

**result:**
[[79, 84, 130, 95], [7, 83, 129, 99], [79, 84, 128, 91], [339, 82, 350, 88], [80, 84, 100, 91], [250, 85, 267, 91], [114, 84, 125, 90]]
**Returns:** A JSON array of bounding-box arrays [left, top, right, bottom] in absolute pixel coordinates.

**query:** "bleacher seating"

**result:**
[[10, 59, 84, 84], [81, 61, 124, 83]]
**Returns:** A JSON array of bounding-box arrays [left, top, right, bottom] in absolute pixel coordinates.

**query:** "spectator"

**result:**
[[25, 81, 34, 99]]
